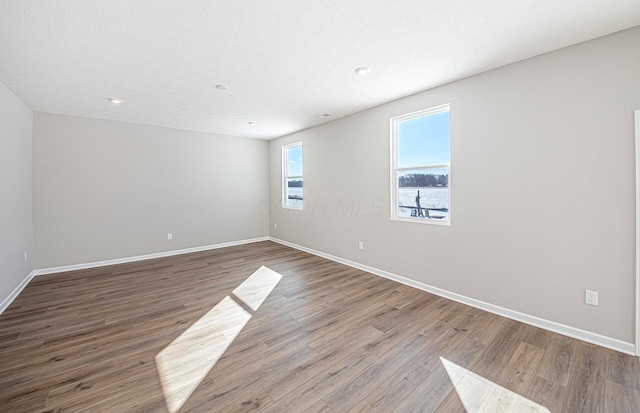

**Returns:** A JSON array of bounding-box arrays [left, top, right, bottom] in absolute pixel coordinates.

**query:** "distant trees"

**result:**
[[399, 174, 448, 188], [287, 176, 446, 188]]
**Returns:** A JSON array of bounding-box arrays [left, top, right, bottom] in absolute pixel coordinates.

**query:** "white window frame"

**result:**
[[390, 104, 451, 226], [282, 142, 303, 210]]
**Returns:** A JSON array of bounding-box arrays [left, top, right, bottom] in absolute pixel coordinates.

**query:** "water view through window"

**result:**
[[392, 105, 450, 223], [283, 143, 303, 209]]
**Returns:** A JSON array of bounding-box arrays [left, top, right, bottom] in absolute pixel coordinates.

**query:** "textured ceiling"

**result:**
[[1, 1, 639, 139]]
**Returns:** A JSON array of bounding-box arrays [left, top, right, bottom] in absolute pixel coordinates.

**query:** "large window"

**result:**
[[391, 104, 450, 225], [282, 142, 303, 209]]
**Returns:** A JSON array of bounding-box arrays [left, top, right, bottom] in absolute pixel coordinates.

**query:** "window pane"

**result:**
[[286, 145, 303, 176], [397, 110, 450, 168], [285, 178, 303, 208], [397, 167, 448, 220]]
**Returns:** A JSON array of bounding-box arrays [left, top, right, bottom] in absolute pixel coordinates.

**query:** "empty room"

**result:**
[[2, 1, 640, 412]]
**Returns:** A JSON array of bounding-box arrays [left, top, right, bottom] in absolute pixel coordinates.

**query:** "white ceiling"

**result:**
[[1, 1, 639, 140]]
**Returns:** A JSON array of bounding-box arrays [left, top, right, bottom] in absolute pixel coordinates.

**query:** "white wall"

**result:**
[[269, 27, 640, 343], [0, 81, 34, 306], [33, 113, 269, 268]]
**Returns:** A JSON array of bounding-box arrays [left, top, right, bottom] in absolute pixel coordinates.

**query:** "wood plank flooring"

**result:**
[[1, 241, 639, 412]]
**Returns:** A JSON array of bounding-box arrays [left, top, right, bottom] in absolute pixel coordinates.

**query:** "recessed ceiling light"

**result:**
[[216, 84, 228, 91], [316, 113, 332, 119], [109, 98, 123, 104], [248, 121, 258, 126], [355, 67, 370, 75]]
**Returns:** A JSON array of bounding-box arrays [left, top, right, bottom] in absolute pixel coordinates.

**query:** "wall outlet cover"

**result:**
[[585, 289, 598, 306]]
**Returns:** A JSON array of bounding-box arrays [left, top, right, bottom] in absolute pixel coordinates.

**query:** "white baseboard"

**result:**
[[0, 270, 36, 315], [34, 237, 270, 276], [270, 237, 636, 356], [8, 235, 634, 355]]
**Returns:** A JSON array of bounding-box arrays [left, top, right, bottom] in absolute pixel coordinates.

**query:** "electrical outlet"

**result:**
[[167, 233, 173, 240], [274, 224, 277, 229], [585, 289, 598, 306], [358, 241, 364, 250], [24, 252, 27, 262]]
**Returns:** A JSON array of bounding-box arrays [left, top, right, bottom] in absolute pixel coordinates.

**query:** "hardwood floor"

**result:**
[[1, 241, 639, 412]]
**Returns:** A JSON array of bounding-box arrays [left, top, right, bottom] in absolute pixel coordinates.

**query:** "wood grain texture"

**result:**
[[0, 241, 638, 412]]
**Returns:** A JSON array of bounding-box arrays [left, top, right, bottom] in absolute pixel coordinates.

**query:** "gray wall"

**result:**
[[0, 81, 34, 303], [269, 27, 640, 343], [34, 113, 269, 268]]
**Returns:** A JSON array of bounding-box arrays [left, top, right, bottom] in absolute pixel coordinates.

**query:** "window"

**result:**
[[283, 142, 303, 209], [391, 104, 450, 225]]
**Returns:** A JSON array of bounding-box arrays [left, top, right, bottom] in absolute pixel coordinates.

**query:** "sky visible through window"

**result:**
[[393, 107, 450, 223], [287, 145, 303, 176], [398, 111, 450, 168]]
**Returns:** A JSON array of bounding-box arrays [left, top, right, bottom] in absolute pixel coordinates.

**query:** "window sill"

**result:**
[[391, 215, 451, 226]]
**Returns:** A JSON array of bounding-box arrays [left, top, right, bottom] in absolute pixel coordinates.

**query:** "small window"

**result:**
[[391, 104, 450, 225], [283, 142, 303, 209]]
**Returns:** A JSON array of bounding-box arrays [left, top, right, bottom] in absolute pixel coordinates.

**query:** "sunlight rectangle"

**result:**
[[155, 266, 284, 413], [156, 296, 251, 413], [440, 357, 551, 413], [232, 265, 283, 311]]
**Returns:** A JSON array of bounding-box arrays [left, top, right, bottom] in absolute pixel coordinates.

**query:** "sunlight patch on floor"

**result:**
[[232, 266, 283, 311], [155, 266, 282, 413], [440, 357, 551, 413]]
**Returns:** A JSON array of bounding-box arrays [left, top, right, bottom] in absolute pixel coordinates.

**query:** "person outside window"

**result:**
[[416, 190, 424, 217]]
